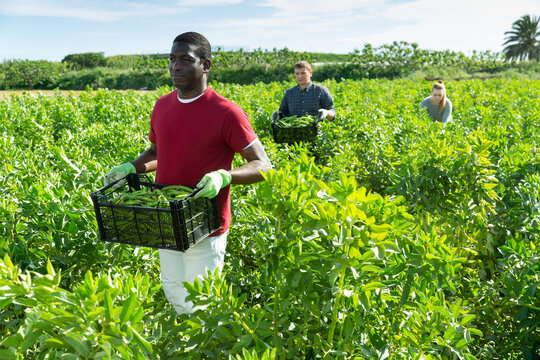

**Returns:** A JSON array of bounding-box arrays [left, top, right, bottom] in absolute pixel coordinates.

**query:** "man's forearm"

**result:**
[[131, 148, 158, 173], [230, 159, 271, 185], [230, 140, 272, 185]]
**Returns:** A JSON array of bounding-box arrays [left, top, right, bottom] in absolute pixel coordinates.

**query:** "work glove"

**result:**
[[271, 110, 280, 122], [194, 169, 232, 199], [317, 109, 329, 122], [103, 162, 136, 189]]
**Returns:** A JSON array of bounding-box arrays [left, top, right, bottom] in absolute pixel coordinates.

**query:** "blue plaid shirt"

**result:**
[[279, 82, 335, 117]]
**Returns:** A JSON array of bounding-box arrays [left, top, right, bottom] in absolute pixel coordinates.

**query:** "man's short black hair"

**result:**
[[173, 32, 211, 61]]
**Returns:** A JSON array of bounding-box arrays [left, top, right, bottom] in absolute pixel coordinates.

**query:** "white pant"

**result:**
[[159, 232, 228, 314]]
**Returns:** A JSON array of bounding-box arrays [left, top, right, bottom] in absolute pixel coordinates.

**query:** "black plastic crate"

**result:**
[[90, 173, 220, 252], [271, 116, 318, 144]]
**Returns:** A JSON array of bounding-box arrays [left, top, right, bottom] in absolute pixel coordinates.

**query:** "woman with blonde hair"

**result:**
[[420, 80, 452, 123]]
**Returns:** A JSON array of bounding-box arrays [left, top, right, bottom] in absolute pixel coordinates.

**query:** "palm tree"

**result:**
[[502, 14, 540, 61]]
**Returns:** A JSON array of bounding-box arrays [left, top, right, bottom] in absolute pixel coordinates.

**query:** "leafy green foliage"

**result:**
[[1, 79, 539, 359], [0, 255, 178, 359], [2, 43, 539, 90], [0, 60, 67, 90], [62, 52, 108, 70]]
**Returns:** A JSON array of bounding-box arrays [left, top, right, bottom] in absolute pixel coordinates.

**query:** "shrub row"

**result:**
[[1, 52, 539, 90]]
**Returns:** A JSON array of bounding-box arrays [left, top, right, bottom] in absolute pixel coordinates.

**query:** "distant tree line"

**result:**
[[0, 41, 538, 90]]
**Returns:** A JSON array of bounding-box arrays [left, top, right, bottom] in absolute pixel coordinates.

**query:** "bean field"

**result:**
[[1, 79, 539, 359]]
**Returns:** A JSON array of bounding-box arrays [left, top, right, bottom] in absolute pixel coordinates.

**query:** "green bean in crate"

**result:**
[[275, 115, 314, 127], [90, 173, 220, 252], [271, 114, 318, 144], [109, 185, 194, 207]]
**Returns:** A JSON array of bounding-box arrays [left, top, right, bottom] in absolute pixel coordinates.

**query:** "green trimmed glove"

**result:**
[[194, 169, 232, 199], [104, 162, 136, 188]]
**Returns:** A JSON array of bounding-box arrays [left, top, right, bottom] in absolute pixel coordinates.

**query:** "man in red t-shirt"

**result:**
[[104, 32, 271, 314]]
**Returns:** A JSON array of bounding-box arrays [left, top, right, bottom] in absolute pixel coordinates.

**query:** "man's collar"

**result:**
[[177, 87, 208, 103], [298, 82, 313, 91]]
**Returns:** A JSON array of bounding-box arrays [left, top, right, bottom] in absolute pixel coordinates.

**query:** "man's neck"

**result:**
[[177, 83, 207, 100], [299, 82, 311, 90]]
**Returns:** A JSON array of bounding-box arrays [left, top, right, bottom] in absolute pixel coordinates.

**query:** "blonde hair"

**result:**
[[294, 60, 312, 72], [431, 80, 447, 113]]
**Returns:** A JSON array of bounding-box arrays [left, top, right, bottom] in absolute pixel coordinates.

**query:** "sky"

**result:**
[[1, 0, 539, 61]]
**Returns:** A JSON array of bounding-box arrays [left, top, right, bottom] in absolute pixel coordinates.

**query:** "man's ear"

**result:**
[[203, 59, 212, 73]]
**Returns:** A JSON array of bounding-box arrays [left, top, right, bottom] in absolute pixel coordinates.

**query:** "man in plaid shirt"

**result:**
[[273, 60, 336, 122]]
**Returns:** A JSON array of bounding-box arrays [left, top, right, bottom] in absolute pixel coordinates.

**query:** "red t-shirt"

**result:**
[[149, 87, 258, 235]]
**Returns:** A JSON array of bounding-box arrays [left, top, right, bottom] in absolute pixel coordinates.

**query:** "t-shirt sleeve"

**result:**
[[149, 107, 157, 143], [148, 97, 165, 144], [222, 105, 258, 153]]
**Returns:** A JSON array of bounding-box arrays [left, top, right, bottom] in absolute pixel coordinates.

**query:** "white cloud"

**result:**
[[204, 0, 378, 35], [195, 1, 385, 53], [382, 0, 539, 21], [259, 0, 382, 14], [363, 0, 540, 52], [1, 0, 539, 59], [177, 0, 245, 5], [203, 0, 540, 53], [0, 0, 186, 22]]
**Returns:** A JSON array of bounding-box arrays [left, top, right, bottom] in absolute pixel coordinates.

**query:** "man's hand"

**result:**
[[104, 162, 136, 189], [194, 169, 232, 199], [317, 109, 329, 122], [271, 111, 280, 122]]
